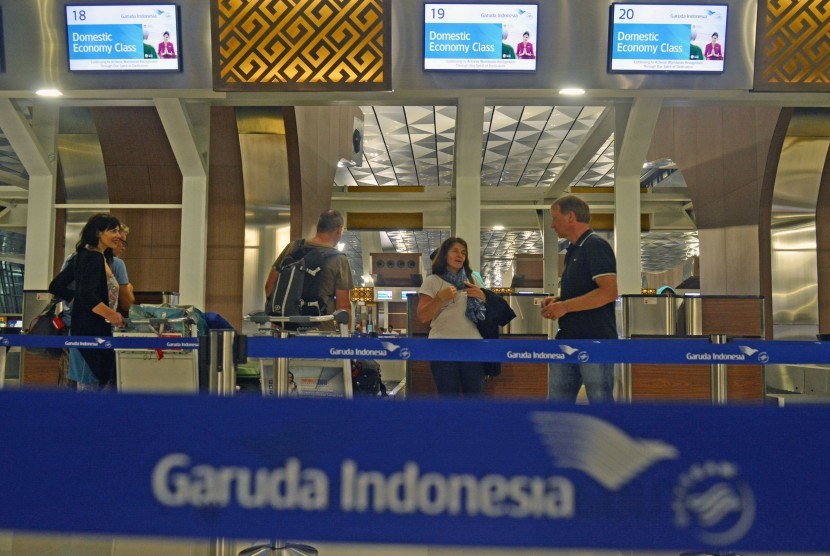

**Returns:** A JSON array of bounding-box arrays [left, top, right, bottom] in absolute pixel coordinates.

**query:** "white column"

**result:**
[[154, 98, 208, 307], [614, 99, 662, 295], [360, 231, 383, 285], [542, 209, 559, 295], [453, 96, 484, 272], [0, 99, 57, 290]]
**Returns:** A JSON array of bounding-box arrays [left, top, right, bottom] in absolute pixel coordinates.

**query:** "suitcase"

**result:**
[[127, 304, 208, 337]]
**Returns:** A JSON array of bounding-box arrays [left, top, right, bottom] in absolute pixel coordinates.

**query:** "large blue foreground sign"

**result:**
[[0, 389, 829, 551]]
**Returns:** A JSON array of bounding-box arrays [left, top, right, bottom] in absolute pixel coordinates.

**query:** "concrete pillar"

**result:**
[[155, 98, 209, 308], [614, 99, 662, 295], [0, 100, 57, 289], [542, 208, 559, 295], [453, 96, 484, 272]]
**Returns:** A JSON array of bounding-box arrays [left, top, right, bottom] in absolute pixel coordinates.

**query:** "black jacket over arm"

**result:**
[[476, 289, 517, 377]]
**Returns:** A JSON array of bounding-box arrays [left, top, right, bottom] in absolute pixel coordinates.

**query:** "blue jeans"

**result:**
[[548, 363, 615, 403], [430, 361, 485, 396]]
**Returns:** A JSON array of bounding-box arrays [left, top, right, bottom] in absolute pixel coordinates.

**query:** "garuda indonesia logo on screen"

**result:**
[[531, 412, 756, 546]]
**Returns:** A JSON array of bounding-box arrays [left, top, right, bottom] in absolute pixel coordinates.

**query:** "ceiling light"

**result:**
[[492, 225, 505, 231], [35, 89, 63, 97], [558, 88, 585, 96]]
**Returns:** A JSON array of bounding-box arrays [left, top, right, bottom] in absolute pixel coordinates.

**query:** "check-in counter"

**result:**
[[621, 294, 765, 403]]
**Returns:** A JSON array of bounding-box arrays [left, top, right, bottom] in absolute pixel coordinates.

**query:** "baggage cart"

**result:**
[[246, 310, 352, 399], [114, 315, 200, 393], [238, 310, 351, 556]]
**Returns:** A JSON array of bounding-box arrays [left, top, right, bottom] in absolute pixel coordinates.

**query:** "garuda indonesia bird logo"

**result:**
[[530, 412, 678, 490], [381, 341, 400, 352]]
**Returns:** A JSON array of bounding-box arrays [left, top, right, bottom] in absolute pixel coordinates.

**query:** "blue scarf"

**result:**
[[441, 268, 486, 323]]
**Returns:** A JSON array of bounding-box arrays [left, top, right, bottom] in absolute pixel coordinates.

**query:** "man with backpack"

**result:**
[[264, 209, 353, 330]]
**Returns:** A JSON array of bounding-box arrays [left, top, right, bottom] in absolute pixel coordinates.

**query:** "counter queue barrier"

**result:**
[[5, 332, 830, 396], [3, 332, 830, 552]]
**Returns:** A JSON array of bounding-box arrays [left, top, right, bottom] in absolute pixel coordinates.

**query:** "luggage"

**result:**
[[25, 299, 67, 358], [351, 359, 388, 397], [127, 304, 208, 337], [117, 304, 206, 393], [266, 240, 342, 318]]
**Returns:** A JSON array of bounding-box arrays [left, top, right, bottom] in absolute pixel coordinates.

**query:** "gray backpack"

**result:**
[[266, 240, 340, 318]]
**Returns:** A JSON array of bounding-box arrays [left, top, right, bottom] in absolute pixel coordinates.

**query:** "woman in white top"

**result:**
[[417, 237, 487, 395]]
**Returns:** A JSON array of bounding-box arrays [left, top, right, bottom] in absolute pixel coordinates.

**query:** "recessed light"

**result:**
[[35, 89, 63, 97], [559, 88, 586, 96], [492, 225, 505, 231]]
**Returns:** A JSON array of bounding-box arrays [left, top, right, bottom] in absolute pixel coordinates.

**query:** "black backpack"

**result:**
[[266, 240, 341, 318], [351, 359, 388, 397]]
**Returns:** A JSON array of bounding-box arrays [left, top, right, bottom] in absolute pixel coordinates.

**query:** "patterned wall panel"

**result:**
[[755, 0, 830, 90], [213, 0, 390, 91]]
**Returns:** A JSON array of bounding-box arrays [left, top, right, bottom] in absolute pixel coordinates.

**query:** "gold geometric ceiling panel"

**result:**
[[213, 0, 390, 91], [755, 0, 830, 90]]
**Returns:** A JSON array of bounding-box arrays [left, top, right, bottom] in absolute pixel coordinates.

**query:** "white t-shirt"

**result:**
[[419, 274, 483, 339]]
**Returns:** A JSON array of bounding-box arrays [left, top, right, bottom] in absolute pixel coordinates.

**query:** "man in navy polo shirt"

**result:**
[[541, 195, 619, 403]]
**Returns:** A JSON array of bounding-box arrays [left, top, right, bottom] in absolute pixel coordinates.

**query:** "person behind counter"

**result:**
[[417, 237, 487, 396], [50, 213, 124, 389]]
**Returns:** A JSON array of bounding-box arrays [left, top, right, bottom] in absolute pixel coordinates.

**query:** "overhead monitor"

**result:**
[[65, 4, 181, 71], [424, 3, 538, 71], [608, 3, 727, 73]]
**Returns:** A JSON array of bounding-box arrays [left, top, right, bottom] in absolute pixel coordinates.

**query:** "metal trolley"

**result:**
[[114, 316, 200, 393], [246, 310, 352, 400], [235, 310, 350, 556]]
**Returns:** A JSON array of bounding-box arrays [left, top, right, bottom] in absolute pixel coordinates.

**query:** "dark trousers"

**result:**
[[79, 348, 116, 387], [430, 360, 485, 396]]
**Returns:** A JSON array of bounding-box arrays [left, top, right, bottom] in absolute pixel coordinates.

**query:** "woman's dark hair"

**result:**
[[712, 32, 718, 38], [523, 32, 530, 38], [76, 213, 121, 260], [431, 237, 473, 276]]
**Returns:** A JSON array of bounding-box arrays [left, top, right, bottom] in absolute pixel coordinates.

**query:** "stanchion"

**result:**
[[0, 345, 7, 390], [235, 311, 352, 556], [220, 330, 237, 396], [208, 329, 238, 396], [679, 551, 744, 555], [618, 362, 633, 404], [274, 329, 290, 396], [710, 334, 729, 405], [209, 330, 239, 555]]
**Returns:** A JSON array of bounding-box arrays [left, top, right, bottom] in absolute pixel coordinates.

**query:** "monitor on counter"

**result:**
[[65, 4, 181, 71], [402, 290, 417, 298], [424, 3, 538, 71], [608, 3, 727, 73], [376, 290, 394, 301]]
